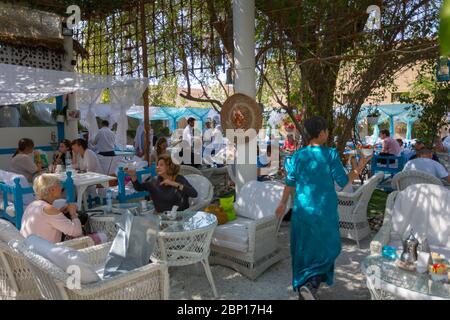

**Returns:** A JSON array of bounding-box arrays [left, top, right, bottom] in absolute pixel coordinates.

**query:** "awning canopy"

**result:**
[[0, 63, 149, 148], [126, 106, 219, 131]]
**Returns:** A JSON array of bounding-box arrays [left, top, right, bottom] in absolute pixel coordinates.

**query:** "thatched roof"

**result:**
[[0, 2, 87, 57], [14, 0, 143, 19]]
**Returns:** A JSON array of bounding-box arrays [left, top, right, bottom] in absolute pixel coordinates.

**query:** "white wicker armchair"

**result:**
[[370, 184, 450, 256], [209, 180, 292, 280], [391, 170, 444, 191], [0, 219, 94, 300], [337, 172, 384, 247], [11, 241, 169, 300], [184, 174, 214, 212], [180, 165, 203, 176]]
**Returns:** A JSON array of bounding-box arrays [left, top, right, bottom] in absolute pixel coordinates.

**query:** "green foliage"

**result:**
[[440, 0, 450, 55], [368, 189, 388, 218], [400, 62, 450, 147]]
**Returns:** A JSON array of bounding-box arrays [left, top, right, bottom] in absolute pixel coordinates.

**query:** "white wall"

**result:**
[[0, 127, 57, 170]]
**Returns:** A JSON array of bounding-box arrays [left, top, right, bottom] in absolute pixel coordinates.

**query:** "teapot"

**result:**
[[400, 230, 419, 264]]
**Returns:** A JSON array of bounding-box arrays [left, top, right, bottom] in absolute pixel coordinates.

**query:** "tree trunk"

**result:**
[[300, 62, 340, 144]]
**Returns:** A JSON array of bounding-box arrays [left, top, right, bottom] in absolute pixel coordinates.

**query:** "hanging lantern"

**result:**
[[437, 56, 450, 82]]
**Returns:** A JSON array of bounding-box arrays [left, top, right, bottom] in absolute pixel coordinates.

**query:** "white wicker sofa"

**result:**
[[0, 219, 94, 300], [337, 172, 384, 247], [10, 240, 169, 300], [209, 180, 291, 280]]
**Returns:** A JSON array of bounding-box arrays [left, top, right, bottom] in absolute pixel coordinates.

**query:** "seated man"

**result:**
[[377, 129, 401, 165], [402, 149, 450, 183], [408, 140, 440, 162]]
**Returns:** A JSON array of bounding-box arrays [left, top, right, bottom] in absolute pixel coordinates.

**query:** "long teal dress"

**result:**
[[286, 146, 349, 291]]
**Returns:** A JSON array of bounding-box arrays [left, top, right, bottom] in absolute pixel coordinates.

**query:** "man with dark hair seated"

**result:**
[[403, 149, 450, 183], [378, 129, 401, 165], [93, 120, 116, 157], [408, 140, 440, 163]]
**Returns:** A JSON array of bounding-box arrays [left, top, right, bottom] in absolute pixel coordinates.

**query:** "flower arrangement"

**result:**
[[430, 263, 448, 282], [357, 144, 374, 157], [282, 113, 301, 131]]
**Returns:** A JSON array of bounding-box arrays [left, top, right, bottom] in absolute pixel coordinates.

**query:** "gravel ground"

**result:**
[[169, 222, 374, 300]]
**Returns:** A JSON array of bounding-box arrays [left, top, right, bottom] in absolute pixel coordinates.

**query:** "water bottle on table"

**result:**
[[106, 188, 113, 213], [65, 152, 73, 173]]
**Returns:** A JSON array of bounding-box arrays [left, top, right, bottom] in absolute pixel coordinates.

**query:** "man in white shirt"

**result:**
[[93, 120, 116, 156], [182, 117, 195, 147], [72, 139, 104, 174], [182, 117, 199, 166], [203, 119, 213, 145], [403, 149, 450, 183]]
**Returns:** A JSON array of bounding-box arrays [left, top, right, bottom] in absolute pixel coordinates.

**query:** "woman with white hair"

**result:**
[[20, 174, 82, 243]]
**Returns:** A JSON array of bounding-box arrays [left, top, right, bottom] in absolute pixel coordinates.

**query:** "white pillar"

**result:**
[[233, 0, 256, 193], [62, 32, 78, 141]]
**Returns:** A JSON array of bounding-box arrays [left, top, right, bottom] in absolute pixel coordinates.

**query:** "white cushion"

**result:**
[[392, 184, 450, 249], [24, 235, 100, 284], [211, 217, 253, 253], [0, 201, 16, 217], [234, 180, 285, 220], [0, 169, 34, 206], [0, 218, 24, 243], [184, 174, 212, 207]]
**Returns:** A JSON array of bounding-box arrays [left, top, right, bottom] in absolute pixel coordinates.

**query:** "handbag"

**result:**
[[103, 210, 160, 278]]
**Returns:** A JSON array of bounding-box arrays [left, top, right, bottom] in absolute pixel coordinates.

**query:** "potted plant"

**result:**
[[366, 107, 381, 125], [51, 106, 68, 123]]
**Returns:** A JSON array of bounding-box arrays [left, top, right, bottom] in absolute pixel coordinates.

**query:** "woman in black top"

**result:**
[[52, 139, 72, 167], [125, 154, 198, 213]]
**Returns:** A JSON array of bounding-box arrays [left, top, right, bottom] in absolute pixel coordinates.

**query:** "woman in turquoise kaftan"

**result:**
[[276, 116, 370, 298], [286, 145, 348, 290]]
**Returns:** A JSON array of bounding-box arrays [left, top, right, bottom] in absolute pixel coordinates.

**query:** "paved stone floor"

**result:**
[[169, 222, 373, 300]]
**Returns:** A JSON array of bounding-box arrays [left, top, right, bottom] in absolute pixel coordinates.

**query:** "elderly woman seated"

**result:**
[[20, 174, 82, 243], [125, 154, 197, 213]]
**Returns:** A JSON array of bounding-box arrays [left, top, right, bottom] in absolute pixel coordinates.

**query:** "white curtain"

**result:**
[[0, 63, 148, 148], [110, 83, 148, 150], [76, 89, 103, 143]]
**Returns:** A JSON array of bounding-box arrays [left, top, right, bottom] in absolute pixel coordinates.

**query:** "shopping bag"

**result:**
[[103, 210, 160, 278]]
